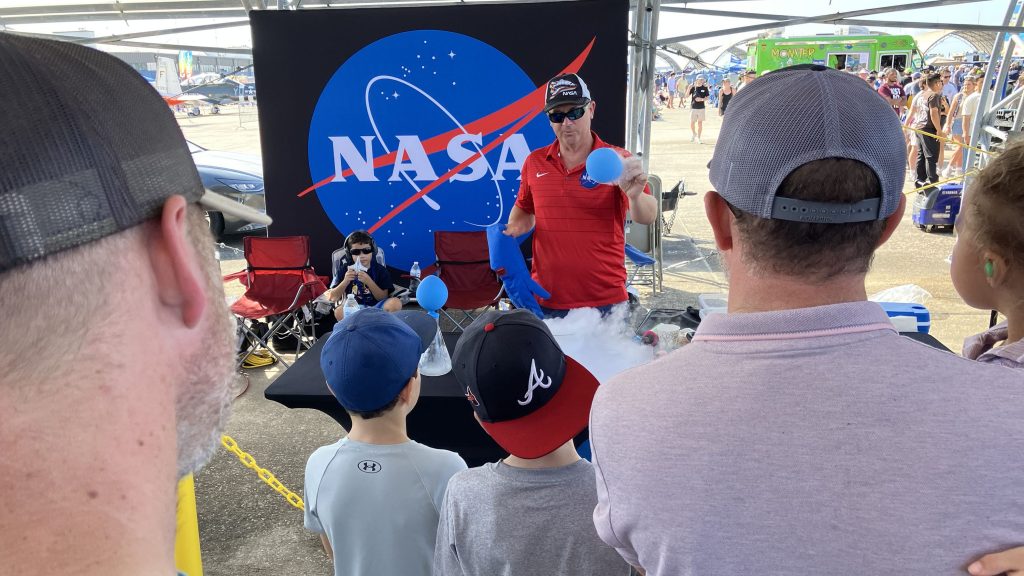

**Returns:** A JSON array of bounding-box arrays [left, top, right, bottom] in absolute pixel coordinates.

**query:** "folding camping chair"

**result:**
[[433, 230, 503, 331], [626, 243, 658, 292], [227, 236, 327, 369]]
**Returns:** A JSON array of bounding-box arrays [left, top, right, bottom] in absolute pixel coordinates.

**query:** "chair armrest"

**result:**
[[222, 269, 249, 287]]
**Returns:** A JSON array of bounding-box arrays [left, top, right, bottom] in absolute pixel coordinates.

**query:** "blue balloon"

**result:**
[[416, 274, 448, 312], [585, 148, 623, 184]]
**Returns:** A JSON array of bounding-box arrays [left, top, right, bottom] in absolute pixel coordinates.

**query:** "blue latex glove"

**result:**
[[486, 223, 549, 319]]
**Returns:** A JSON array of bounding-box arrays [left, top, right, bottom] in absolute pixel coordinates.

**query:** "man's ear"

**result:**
[[877, 194, 907, 248], [704, 191, 734, 252], [146, 196, 207, 328], [589, 100, 597, 118]]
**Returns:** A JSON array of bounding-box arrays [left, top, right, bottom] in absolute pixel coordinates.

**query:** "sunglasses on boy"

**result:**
[[547, 105, 588, 124], [349, 247, 374, 256]]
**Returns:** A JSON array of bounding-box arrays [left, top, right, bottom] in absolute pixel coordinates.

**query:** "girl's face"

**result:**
[[951, 197, 997, 310]]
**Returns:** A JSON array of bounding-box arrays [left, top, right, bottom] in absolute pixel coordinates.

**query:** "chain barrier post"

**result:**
[[175, 474, 204, 576]]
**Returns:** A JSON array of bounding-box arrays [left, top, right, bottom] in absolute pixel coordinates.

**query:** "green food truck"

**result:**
[[747, 35, 923, 74]]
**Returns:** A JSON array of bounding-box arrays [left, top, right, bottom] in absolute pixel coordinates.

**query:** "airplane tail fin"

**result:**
[[155, 56, 182, 97]]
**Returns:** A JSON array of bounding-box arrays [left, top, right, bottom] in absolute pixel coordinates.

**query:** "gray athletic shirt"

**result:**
[[591, 301, 1024, 575], [304, 438, 467, 576], [433, 460, 629, 576]]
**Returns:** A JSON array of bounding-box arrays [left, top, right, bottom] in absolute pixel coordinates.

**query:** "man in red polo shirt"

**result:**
[[505, 73, 657, 318]]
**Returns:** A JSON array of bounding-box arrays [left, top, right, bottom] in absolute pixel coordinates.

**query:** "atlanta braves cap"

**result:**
[[709, 64, 905, 224], [452, 309, 600, 459], [321, 308, 435, 413], [0, 33, 271, 274], [543, 73, 592, 112]]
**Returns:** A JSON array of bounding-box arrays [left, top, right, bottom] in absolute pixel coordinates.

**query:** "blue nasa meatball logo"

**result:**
[[307, 30, 554, 271]]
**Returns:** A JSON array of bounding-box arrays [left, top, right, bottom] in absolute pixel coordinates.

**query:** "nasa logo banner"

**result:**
[[251, 1, 628, 275]]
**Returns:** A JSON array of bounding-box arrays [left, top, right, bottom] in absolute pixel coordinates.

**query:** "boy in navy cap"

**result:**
[[432, 309, 627, 575], [304, 308, 466, 576]]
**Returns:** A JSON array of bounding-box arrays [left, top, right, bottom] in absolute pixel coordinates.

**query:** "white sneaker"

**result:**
[[697, 137, 703, 145], [690, 134, 695, 142], [940, 166, 950, 179]]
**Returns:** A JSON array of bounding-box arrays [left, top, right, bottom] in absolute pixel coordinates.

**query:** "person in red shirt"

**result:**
[[504, 73, 657, 318], [877, 68, 906, 117]]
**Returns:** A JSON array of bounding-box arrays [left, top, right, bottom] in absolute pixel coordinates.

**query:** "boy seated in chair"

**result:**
[[326, 230, 402, 320]]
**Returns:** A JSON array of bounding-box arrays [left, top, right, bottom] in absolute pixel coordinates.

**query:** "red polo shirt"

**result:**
[[515, 132, 649, 310]]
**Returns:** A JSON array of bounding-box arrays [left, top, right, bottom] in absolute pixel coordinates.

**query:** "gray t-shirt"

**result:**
[[433, 460, 628, 576], [591, 301, 1024, 575], [305, 438, 467, 576]]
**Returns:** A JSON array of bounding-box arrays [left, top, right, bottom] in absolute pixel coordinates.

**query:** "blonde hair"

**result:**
[[968, 140, 1024, 267]]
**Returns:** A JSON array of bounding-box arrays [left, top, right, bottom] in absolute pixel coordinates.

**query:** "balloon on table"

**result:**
[[416, 274, 448, 315], [585, 148, 623, 184]]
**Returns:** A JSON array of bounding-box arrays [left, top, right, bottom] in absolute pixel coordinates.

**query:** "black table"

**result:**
[[265, 332, 507, 466], [265, 327, 952, 466]]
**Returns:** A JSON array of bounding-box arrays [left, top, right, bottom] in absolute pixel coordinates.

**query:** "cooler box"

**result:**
[[878, 302, 931, 333]]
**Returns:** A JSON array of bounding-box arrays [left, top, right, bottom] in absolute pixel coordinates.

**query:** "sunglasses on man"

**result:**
[[349, 247, 374, 256], [547, 105, 587, 124]]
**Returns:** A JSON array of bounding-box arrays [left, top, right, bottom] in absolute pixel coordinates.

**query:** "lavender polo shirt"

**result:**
[[590, 301, 1024, 575], [963, 321, 1024, 369]]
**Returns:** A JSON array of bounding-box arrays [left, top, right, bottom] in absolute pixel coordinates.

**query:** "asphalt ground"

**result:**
[[182, 103, 994, 575]]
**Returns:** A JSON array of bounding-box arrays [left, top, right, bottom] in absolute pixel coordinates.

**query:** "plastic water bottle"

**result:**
[[342, 294, 360, 319], [409, 261, 421, 294]]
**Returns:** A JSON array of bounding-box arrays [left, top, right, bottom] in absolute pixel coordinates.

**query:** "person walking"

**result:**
[[943, 75, 977, 177], [687, 75, 710, 144], [718, 78, 734, 116]]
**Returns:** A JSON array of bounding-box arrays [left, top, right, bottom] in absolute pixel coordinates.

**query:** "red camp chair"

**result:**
[[433, 231, 503, 330], [227, 236, 327, 368]]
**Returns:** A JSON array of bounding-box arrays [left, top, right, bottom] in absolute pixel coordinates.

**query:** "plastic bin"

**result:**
[[878, 302, 931, 333]]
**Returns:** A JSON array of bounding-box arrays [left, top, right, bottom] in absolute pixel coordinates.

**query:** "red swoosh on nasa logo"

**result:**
[[296, 37, 595, 199]]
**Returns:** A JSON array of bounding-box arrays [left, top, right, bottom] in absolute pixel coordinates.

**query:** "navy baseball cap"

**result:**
[[321, 308, 435, 412], [452, 309, 599, 459], [709, 64, 905, 224]]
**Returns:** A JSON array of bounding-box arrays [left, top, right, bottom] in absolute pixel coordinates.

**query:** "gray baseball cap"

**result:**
[[709, 65, 905, 223], [0, 33, 271, 274]]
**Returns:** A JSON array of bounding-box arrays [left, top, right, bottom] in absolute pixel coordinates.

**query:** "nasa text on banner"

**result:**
[[251, 0, 628, 277]]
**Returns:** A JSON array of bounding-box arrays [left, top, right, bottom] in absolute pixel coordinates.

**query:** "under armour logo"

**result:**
[[357, 460, 382, 474], [518, 359, 552, 406]]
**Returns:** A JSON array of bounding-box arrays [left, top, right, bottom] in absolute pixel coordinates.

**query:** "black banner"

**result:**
[[251, 0, 628, 277]]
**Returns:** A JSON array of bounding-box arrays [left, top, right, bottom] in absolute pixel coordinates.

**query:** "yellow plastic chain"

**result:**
[[221, 435, 305, 510]]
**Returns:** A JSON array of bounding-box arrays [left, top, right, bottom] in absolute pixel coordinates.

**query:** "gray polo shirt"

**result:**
[[434, 460, 628, 576], [591, 301, 1024, 575]]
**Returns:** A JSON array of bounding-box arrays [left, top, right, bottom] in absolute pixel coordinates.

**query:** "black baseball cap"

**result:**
[[543, 73, 592, 112], [0, 33, 271, 274], [452, 309, 600, 459]]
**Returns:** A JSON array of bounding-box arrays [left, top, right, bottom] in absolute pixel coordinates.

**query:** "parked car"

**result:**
[[187, 140, 267, 239]]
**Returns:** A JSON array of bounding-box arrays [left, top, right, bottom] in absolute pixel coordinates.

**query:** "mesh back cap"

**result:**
[[0, 33, 271, 273], [709, 65, 905, 223]]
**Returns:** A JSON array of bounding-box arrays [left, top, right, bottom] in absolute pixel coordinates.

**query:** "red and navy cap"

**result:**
[[543, 73, 592, 112], [452, 309, 600, 459]]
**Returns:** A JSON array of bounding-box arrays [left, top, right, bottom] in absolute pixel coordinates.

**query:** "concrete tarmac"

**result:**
[[182, 102, 993, 575]]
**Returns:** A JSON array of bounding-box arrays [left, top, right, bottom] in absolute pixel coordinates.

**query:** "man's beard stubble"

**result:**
[[175, 230, 239, 478]]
